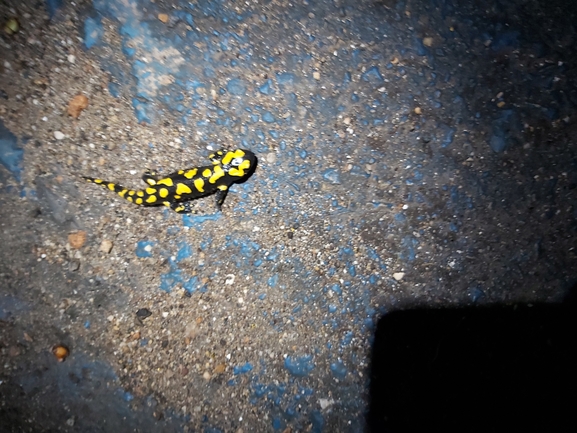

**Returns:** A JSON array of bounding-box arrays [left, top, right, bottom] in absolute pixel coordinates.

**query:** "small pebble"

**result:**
[[313, 71, 321, 80], [99, 239, 113, 253], [54, 131, 65, 140], [266, 152, 276, 164], [414, 107, 422, 114], [158, 13, 169, 23], [67, 94, 89, 118], [67, 54, 76, 64], [136, 308, 152, 318], [393, 272, 405, 281], [68, 231, 87, 249], [3, 17, 19, 35], [202, 371, 211, 381], [423, 37, 433, 47], [52, 345, 70, 362]]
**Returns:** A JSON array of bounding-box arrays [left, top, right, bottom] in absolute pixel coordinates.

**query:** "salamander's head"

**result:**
[[220, 149, 257, 180]]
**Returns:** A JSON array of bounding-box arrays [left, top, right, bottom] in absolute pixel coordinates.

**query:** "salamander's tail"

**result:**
[[83, 176, 145, 205]]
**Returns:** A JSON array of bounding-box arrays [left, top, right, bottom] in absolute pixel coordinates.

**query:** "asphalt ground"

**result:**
[[1, 0, 576, 431]]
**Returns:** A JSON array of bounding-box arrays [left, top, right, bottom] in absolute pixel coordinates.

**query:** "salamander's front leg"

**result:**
[[142, 169, 159, 186], [209, 149, 226, 165], [215, 185, 229, 211], [168, 201, 197, 214]]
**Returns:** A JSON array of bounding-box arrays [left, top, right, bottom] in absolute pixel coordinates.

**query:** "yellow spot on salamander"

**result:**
[[174, 195, 181, 199], [173, 205, 185, 212], [202, 168, 212, 177], [137, 191, 144, 197], [135, 198, 143, 205], [94, 179, 103, 184], [176, 183, 192, 195], [146, 195, 157, 203], [118, 189, 128, 198], [157, 178, 174, 187], [159, 188, 169, 198], [146, 187, 156, 195], [127, 196, 133, 202], [222, 152, 234, 165], [128, 190, 136, 196], [229, 160, 251, 177], [163, 201, 171, 207], [184, 169, 197, 179], [194, 178, 205, 192], [209, 165, 224, 184], [222, 149, 246, 165], [217, 185, 228, 191], [240, 160, 251, 170], [178, 170, 184, 175], [107, 183, 116, 191]]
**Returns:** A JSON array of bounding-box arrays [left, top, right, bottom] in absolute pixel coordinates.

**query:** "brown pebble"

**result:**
[[53, 345, 70, 362], [68, 231, 87, 249], [158, 13, 169, 23], [67, 94, 89, 118], [213, 363, 226, 374], [414, 107, 422, 115], [180, 365, 189, 376], [423, 37, 433, 47], [9, 346, 21, 357]]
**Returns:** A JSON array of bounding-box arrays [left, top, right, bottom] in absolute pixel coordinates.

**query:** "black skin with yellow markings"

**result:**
[[84, 149, 257, 213]]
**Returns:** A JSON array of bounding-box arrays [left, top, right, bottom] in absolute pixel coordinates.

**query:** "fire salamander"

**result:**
[[84, 149, 256, 213]]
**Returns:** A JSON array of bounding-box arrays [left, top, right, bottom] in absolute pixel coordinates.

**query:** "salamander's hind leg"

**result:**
[[142, 169, 159, 186], [215, 186, 229, 211], [168, 201, 198, 214]]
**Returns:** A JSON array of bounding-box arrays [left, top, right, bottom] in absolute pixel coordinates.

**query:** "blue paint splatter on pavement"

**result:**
[[329, 360, 348, 379], [0, 121, 23, 182], [84, 16, 104, 49], [135, 240, 154, 258], [284, 355, 315, 377], [233, 363, 254, 375], [227, 78, 246, 95]]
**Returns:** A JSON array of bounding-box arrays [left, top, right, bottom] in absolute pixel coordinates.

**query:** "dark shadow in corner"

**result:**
[[368, 288, 577, 433]]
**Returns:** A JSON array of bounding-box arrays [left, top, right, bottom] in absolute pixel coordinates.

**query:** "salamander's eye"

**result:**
[[231, 157, 244, 166]]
